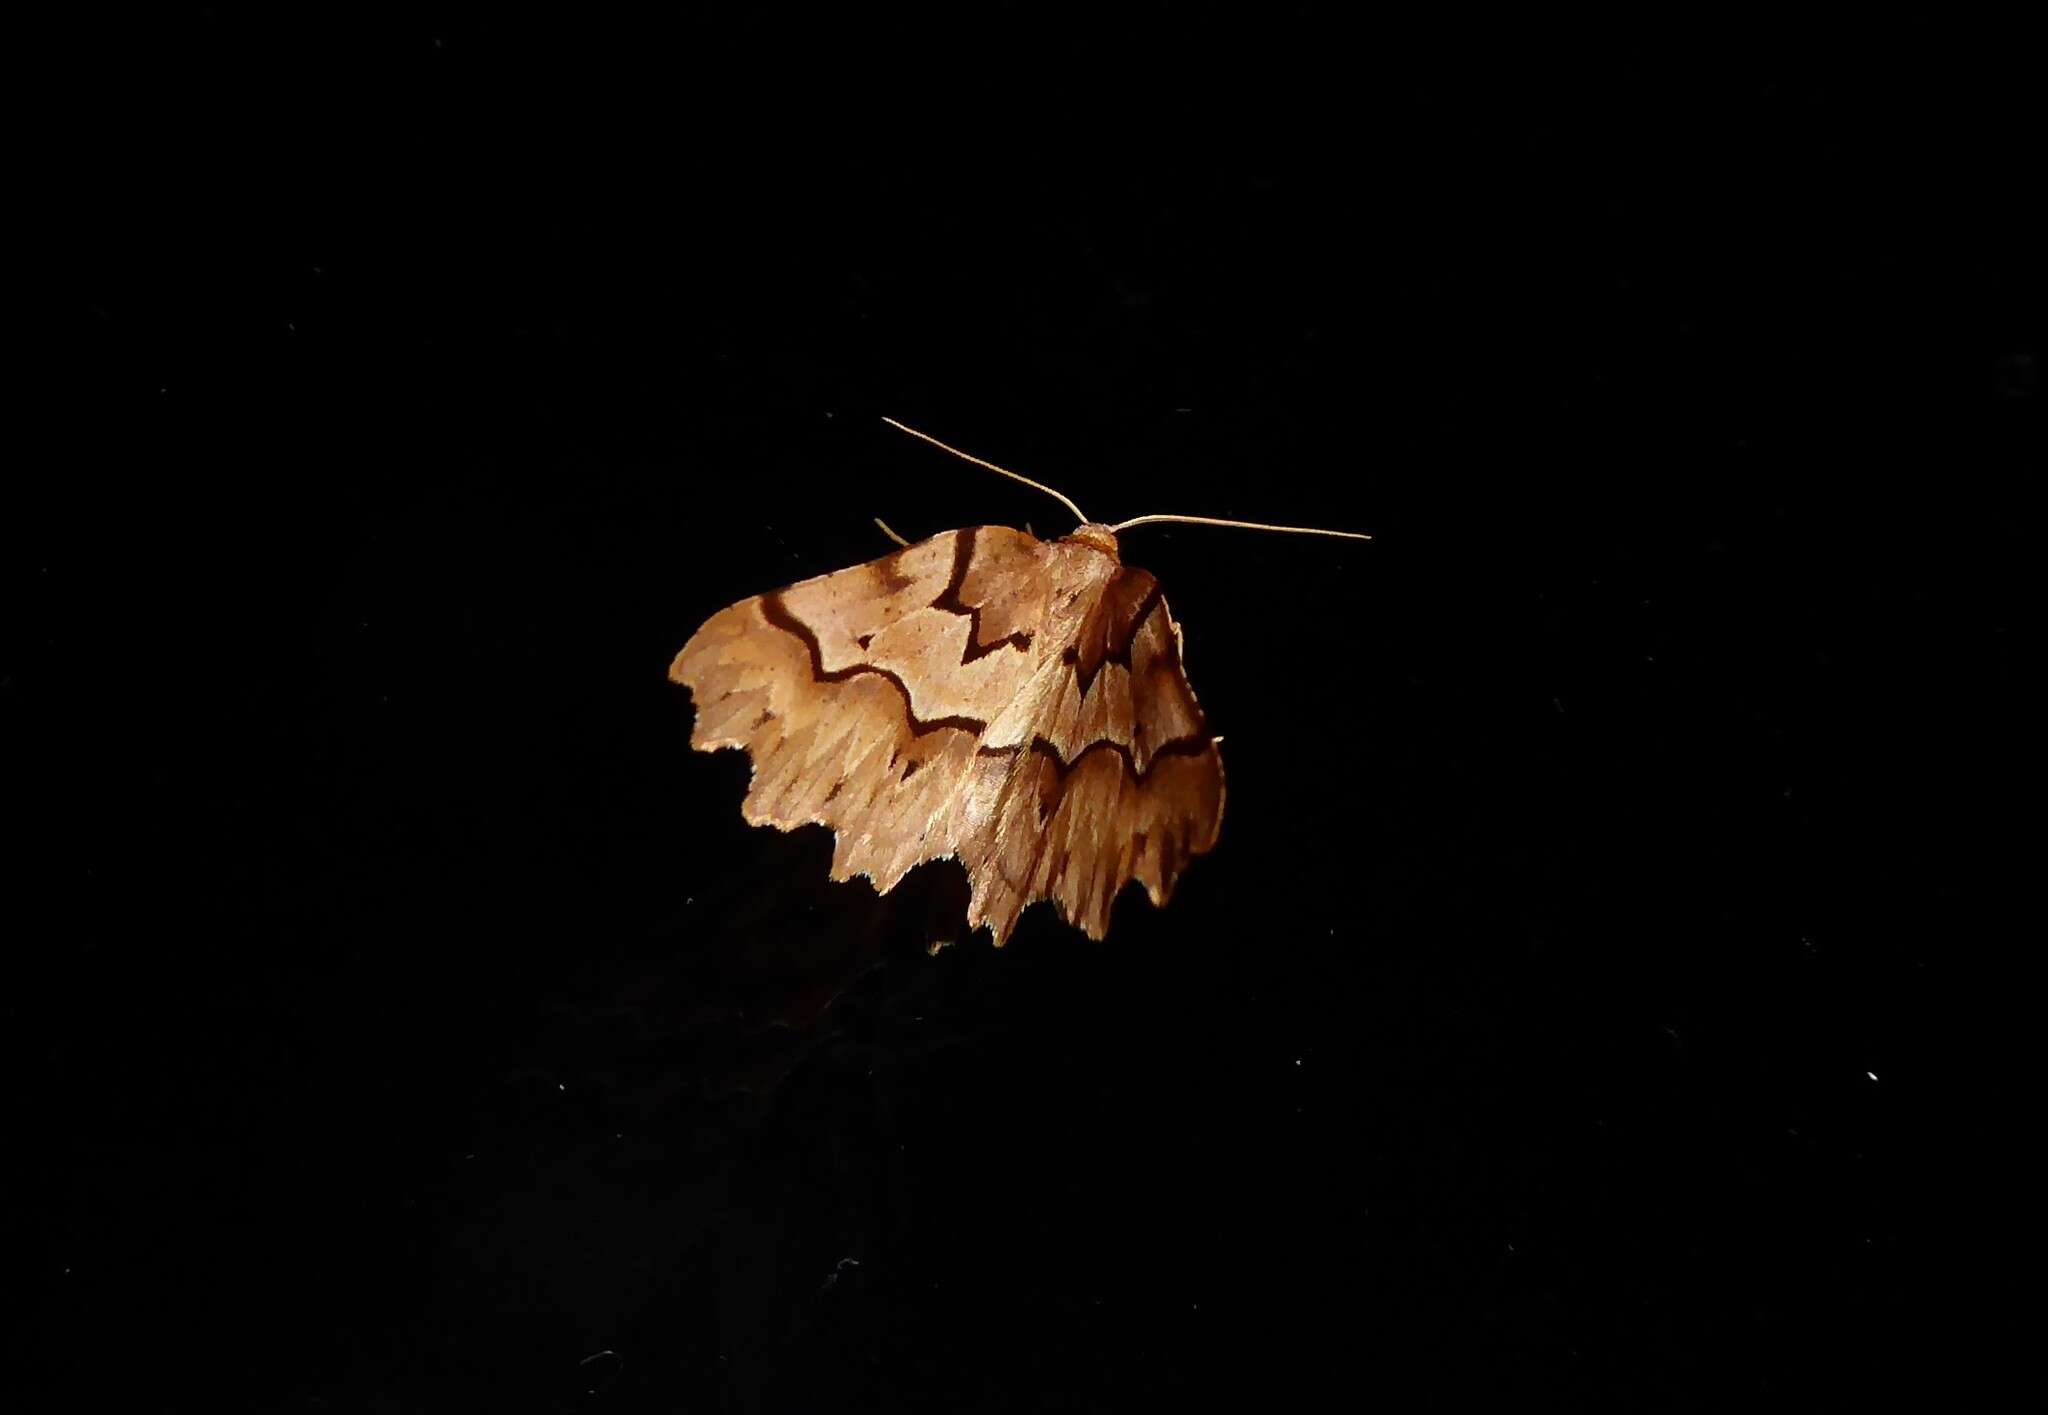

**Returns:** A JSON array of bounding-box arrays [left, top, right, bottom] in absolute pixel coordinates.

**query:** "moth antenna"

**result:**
[[1108, 513, 1372, 542], [873, 516, 911, 547], [882, 417, 1091, 525]]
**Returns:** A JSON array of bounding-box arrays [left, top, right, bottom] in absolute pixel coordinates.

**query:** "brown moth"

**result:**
[[670, 420, 1369, 947]]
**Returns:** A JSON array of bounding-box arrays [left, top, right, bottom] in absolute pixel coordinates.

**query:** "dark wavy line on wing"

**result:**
[[975, 731, 1216, 784], [931, 526, 1036, 663], [1074, 577, 1166, 701], [758, 588, 1216, 788], [758, 591, 988, 738]]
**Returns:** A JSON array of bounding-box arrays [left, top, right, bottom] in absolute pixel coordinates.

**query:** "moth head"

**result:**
[[1063, 523, 1122, 558]]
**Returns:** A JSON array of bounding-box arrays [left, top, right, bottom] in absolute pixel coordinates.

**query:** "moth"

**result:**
[[671, 419, 1369, 946]]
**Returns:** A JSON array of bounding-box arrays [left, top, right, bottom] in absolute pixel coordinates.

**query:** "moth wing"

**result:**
[[966, 572, 1225, 942], [673, 530, 1225, 945], [671, 526, 1051, 898]]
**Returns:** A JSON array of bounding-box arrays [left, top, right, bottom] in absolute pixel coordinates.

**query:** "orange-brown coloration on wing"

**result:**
[[670, 524, 1226, 945]]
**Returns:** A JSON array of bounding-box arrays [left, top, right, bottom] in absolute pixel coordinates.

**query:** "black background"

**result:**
[[22, 13, 2033, 1411]]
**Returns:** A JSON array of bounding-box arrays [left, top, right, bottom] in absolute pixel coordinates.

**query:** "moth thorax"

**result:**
[[1064, 524, 1121, 558]]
